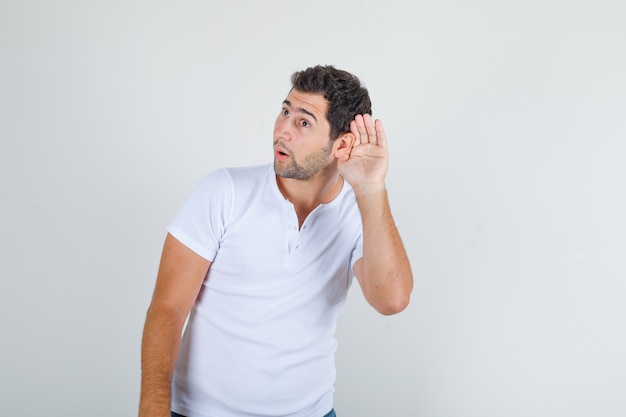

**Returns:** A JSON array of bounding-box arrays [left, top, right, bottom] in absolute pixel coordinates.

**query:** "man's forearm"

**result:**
[[355, 185, 413, 315], [139, 304, 186, 417]]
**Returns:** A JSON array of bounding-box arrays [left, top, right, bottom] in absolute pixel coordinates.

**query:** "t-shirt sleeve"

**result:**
[[166, 168, 233, 261]]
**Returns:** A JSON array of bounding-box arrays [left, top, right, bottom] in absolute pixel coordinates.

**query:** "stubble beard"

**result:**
[[274, 140, 334, 180]]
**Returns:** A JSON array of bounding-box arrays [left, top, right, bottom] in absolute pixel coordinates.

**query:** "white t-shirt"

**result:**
[[167, 164, 363, 417]]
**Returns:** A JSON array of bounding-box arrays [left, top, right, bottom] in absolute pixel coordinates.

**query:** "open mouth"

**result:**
[[275, 147, 290, 160]]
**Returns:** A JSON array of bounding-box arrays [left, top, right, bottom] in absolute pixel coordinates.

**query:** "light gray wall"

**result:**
[[1, 1, 624, 416]]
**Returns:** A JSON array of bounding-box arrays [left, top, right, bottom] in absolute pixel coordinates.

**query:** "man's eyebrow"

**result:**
[[283, 99, 318, 122]]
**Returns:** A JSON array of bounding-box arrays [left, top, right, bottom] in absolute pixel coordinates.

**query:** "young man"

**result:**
[[139, 65, 413, 417]]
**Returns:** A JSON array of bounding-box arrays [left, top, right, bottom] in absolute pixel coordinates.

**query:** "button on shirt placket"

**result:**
[[284, 202, 320, 265], [284, 202, 300, 258], [288, 223, 299, 253]]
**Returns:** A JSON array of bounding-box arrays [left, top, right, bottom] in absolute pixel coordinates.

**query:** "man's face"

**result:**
[[273, 89, 335, 180]]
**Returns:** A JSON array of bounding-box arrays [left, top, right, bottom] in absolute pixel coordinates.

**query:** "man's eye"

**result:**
[[300, 120, 310, 127], [282, 109, 289, 116]]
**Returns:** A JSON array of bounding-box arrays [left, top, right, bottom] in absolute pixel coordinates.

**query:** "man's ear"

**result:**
[[333, 132, 355, 160]]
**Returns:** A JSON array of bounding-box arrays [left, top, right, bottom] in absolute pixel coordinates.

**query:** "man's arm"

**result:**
[[352, 186, 412, 315], [338, 114, 413, 315], [139, 233, 211, 417]]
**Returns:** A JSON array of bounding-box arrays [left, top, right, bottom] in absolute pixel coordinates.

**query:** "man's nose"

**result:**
[[274, 118, 291, 140]]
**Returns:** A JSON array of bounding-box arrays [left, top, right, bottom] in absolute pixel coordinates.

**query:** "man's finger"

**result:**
[[355, 114, 369, 144], [375, 119, 387, 149], [364, 114, 378, 145]]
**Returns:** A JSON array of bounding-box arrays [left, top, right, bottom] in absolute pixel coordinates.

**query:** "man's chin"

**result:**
[[275, 166, 304, 180], [273, 161, 290, 178]]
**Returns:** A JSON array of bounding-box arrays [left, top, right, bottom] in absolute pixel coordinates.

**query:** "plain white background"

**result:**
[[1, 1, 625, 416]]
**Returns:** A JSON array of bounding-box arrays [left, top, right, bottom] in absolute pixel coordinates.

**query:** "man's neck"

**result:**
[[276, 169, 344, 227]]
